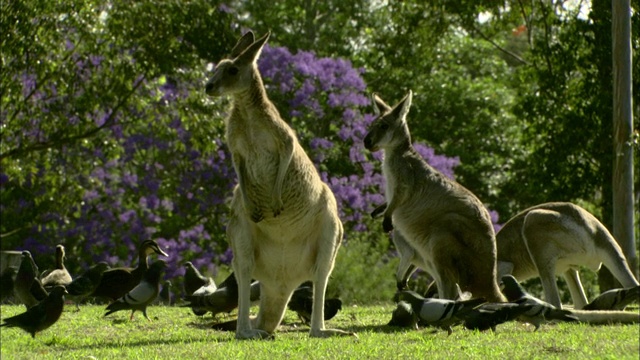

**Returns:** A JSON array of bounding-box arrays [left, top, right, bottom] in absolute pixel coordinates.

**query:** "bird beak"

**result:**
[[155, 247, 169, 257]]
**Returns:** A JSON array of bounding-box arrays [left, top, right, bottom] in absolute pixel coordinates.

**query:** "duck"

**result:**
[[66, 262, 110, 309], [41, 245, 73, 291], [91, 239, 168, 301], [1, 285, 67, 338], [14, 251, 48, 309], [104, 260, 167, 321]]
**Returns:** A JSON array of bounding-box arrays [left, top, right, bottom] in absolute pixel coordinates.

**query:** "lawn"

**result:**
[[1, 303, 638, 359]]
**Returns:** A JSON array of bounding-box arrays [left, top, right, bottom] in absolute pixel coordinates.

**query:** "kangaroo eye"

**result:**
[[380, 123, 389, 130], [227, 67, 239, 75]]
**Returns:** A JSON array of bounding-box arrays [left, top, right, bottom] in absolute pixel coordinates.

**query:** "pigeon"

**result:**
[[104, 260, 167, 321], [41, 245, 73, 291], [387, 301, 419, 329], [14, 251, 48, 309], [184, 261, 213, 295], [0, 285, 67, 338], [183, 273, 260, 317], [183, 262, 217, 315], [501, 275, 578, 330], [157, 280, 174, 306], [91, 239, 169, 301], [461, 302, 535, 332], [395, 290, 486, 334], [583, 285, 640, 311], [66, 262, 110, 309], [287, 282, 343, 325], [0, 266, 18, 302]]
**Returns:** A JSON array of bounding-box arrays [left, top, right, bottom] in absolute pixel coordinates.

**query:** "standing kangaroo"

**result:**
[[496, 202, 639, 310], [364, 90, 505, 302], [205, 31, 351, 339]]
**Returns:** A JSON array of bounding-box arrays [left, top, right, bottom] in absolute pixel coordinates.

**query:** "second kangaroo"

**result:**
[[205, 31, 351, 339], [364, 90, 505, 302]]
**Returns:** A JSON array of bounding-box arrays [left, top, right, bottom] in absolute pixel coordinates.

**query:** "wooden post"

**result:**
[[611, 0, 637, 281]]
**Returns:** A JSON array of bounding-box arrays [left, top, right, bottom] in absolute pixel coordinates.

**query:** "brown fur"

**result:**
[[496, 202, 639, 309], [205, 31, 351, 339], [364, 90, 505, 302]]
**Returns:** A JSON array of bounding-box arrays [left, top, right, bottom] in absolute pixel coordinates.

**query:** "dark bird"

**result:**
[[41, 245, 73, 291], [104, 260, 167, 321], [14, 251, 48, 309], [183, 262, 216, 315], [1, 266, 18, 303], [66, 262, 110, 309], [583, 285, 640, 311], [183, 272, 260, 317], [388, 301, 419, 329], [91, 239, 168, 301], [0, 285, 67, 338], [501, 275, 578, 330], [461, 302, 534, 332], [395, 290, 486, 334], [287, 282, 343, 325], [156, 280, 174, 306], [184, 261, 213, 295]]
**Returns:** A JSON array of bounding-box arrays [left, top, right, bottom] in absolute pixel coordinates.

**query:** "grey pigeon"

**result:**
[[14, 251, 48, 309], [184, 273, 260, 318], [501, 275, 578, 330], [395, 290, 486, 334], [1, 266, 18, 302], [66, 262, 110, 309], [104, 260, 167, 321], [0, 285, 67, 338], [41, 245, 73, 291], [583, 285, 640, 311], [461, 302, 534, 332], [287, 282, 343, 325]]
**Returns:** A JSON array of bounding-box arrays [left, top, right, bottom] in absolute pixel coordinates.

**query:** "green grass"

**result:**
[[1, 304, 638, 359]]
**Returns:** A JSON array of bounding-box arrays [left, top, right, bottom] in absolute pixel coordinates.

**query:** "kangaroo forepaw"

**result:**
[[371, 204, 387, 219], [382, 216, 393, 232]]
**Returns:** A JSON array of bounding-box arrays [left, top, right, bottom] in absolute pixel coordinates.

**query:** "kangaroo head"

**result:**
[[363, 90, 413, 152], [205, 31, 271, 97]]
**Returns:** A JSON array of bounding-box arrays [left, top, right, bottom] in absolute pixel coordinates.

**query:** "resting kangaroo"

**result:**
[[205, 31, 350, 339], [496, 202, 639, 310], [364, 90, 505, 302]]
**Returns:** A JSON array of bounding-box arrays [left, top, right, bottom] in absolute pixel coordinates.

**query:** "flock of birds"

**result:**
[[0, 240, 342, 338], [1, 240, 639, 339]]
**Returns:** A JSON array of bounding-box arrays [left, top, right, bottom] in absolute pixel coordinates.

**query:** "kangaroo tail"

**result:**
[[568, 309, 640, 325]]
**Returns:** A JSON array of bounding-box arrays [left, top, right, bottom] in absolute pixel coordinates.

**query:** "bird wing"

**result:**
[[123, 281, 156, 305]]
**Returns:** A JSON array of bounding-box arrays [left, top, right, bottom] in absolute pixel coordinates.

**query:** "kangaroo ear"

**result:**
[[236, 31, 270, 65], [392, 90, 412, 122], [230, 31, 256, 58], [372, 93, 392, 116]]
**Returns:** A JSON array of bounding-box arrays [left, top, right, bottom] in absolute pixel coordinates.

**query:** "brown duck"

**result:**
[[90, 240, 168, 301], [41, 245, 73, 291]]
